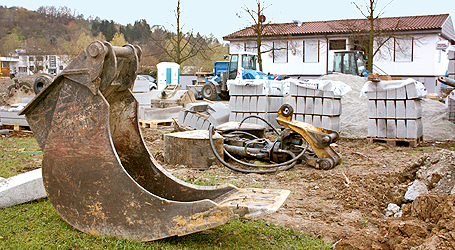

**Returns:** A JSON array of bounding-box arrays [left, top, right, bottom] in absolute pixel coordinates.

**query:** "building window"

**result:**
[[19, 67, 27, 73], [49, 55, 56, 68], [329, 40, 346, 50], [273, 41, 288, 63], [36, 56, 44, 62], [29, 57, 34, 61], [394, 37, 414, 62], [303, 40, 320, 62]]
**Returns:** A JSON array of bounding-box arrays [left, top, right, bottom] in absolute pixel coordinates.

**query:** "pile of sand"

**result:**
[[318, 73, 455, 141]]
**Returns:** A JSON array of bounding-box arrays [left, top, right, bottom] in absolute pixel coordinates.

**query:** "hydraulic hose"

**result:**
[[209, 125, 308, 174]]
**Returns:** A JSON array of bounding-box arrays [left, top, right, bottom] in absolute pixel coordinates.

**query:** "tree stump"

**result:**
[[164, 130, 224, 169]]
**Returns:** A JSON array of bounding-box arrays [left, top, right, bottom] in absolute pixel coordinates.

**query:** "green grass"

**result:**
[[0, 136, 331, 249]]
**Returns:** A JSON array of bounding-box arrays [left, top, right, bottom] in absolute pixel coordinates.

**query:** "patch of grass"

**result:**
[[0, 136, 41, 178], [285, 172, 302, 180], [186, 172, 223, 186], [249, 182, 267, 188], [0, 199, 330, 249]]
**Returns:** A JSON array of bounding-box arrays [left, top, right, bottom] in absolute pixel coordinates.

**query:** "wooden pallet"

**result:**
[[1, 123, 31, 131], [368, 136, 423, 147], [139, 119, 176, 129]]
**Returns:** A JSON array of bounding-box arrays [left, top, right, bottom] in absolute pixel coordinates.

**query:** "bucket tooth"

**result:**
[[18, 41, 289, 241]]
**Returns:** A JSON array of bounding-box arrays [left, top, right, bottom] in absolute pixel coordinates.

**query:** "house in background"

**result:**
[[223, 14, 455, 94], [1, 49, 69, 77]]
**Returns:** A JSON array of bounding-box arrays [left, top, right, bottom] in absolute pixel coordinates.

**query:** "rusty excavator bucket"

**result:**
[[18, 41, 289, 241]]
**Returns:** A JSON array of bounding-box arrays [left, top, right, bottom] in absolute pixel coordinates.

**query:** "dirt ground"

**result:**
[[141, 127, 455, 250]]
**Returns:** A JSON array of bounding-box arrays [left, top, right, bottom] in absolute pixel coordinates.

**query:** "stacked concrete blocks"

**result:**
[[448, 91, 455, 123], [178, 102, 230, 130], [286, 81, 342, 131], [367, 83, 423, 140], [229, 81, 286, 129]]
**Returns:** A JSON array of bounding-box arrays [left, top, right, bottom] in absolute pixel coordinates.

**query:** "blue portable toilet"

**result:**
[[157, 62, 180, 90]]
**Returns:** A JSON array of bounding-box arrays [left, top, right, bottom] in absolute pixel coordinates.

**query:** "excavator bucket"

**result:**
[[18, 41, 289, 241]]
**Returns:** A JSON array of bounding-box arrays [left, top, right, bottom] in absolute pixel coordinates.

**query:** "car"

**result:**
[[136, 75, 157, 90]]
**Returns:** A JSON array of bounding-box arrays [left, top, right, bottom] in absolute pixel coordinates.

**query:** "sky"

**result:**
[[2, 0, 455, 42]]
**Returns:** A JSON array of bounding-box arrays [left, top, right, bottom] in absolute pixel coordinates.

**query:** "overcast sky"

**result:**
[[3, 0, 454, 42]]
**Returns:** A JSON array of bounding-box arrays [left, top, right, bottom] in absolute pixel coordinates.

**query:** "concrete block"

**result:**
[[178, 109, 188, 124], [367, 91, 376, 100], [304, 114, 313, 124], [229, 84, 237, 95], [133, 92, 151, 105], [296, 114, 304, 122], [386, 100, 396, 119], [397, 120, 407, 138], [0, 168, 46, 208], [377, 119, 387, 137], [183, 112, 193, 127], [367, 100, 377, 118], [229, 112, 236, 122], [368, 119, 377, 137], [407, 119, 418, 139], [313, 98, 323, 115], [314, 89, 323, 97], [386, 119, 397, 138], [229, 96, 237, 111], [132, 79, 149, 92], [305, 97, 314, 114], [312, 115, 321, 128], [376, 100, 386, 118], [186, 102, 209, 112], [296, 97, 305, 114], [406, 99, 422, 119], [201, 120, 210, 130], [196, 116, 206, 129], [396, 86, 407, 99], [395, 101, 406, 119], [236, 96, 243, 112], [322, 115, 340, 131], [406, 83, 419, 99], [188, 113, 199, 128], [235, 84, 244, 96], [290, 82, 297, 96], [249, 96, 258, 112], [140, 106, 182, 121], [306, 88, 315, 97], [257, 96, 267, 112], [287, 96, 297, 111], [242, 96, 250, 112], [323, 90, 335, 98], [208, 102, 228, 113], [208, 108, 231, 126], [269, 96, 285, 112], [297, 85, 307, 97], [386, 88, 396, 99], [376, 91, 386, 99], [417, 118, 423, 138]]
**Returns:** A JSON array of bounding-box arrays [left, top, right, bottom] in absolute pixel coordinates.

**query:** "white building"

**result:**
[[1, 49, 69, 77], [223, 14, 455, 93]]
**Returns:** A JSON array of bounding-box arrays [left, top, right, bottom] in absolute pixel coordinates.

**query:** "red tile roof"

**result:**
[[224, 14, 450, 39]]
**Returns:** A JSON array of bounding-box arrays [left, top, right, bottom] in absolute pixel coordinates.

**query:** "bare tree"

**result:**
[[351, 0, 399, 72], [146, 0, 211, 67]]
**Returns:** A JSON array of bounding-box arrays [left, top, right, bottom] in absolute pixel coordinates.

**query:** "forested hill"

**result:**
[[0, 6, 227, 72]]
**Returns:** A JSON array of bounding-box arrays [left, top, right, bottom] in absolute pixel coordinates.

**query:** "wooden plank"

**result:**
[[367, 136, 423, 147]]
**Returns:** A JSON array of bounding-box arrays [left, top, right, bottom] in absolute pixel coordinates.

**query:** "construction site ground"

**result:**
[[142, 125, 455, 249]]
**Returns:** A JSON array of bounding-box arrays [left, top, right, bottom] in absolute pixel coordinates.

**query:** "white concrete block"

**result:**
[[368, 100, 376, 118], [376, 100, 386, 118], [306, 88, 315, 97], [367, 91, 376, 100], [323, 90, 335, 98], [0, 168, 46, 208], [257, 96, 267, 112], [296, 114, 304, 122], [376, 91, 386, 99], [229, 96, 237, 112], [297, 85, 307, 96], [407, 119, 418, 139], [406, 83, 419, 99], [236, 96, 244, 112], [406, 99, 422, 119], [229, 112, 236, 122], [249, 96, 258, 112], [270, 96, 285, 112], [196, 117, 205, 129], [242, 96, 250, 111], [178, 109, 188, 124], [386, 88, 396, 99], [305, 97, 314, 114], [186, 102, 209, 112], [396, 86, 407, 99], [312, 115, 321, 128], [395, 101, 406, 119], [322, 116, 340, 131], [397, 119, 407, 138], [417, 118, 423, 138], [314, 89, 323, 97], [290, 82, 297, 96], [287, 96, 297, 111], [313, 98, 323, 115], [368, 119, 377, 137], [377, 119, 387, 137], [386, 119, 397, 138], [296, 97, 305, 114], [386, 100, 396, 119], [304, 114, 313, 124]]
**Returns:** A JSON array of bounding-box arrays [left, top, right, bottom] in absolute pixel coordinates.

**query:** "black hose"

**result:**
[[209, 125, 308, 174]]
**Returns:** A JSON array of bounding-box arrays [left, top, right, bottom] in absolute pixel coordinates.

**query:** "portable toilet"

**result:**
[[157, 62, 180, 90]]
